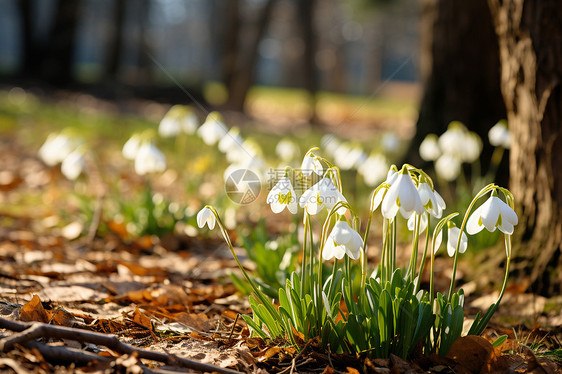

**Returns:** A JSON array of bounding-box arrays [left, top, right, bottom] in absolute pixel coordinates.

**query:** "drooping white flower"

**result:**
[[381, 166, 424, 220], [322, 220, 364, 261], [417, 181, 446, 218], [301, 152, 323, 176], [38, 133, 76, 166], [407, 213, 428, 232], [336, 144, 365, 170], [275, 138, 300, 162], [122, 134, 142, 160], [61, 149, 86, 180], [197, 112, 228, 146], [299, 177, 347, 215], [419, 134, 441, 161], [461, 132, 483, 163], [435, 154, 461, 181], [267, 176, 298, 214], [488, 121, 510, 149], [158, 116, 181, 138], [197, 207, 216, 229], [358, 153, 389, 187], [181, 109, 199, 134], [447, 225, 468, 257], [371, 166, 399, 212], [218, 127, 243, 154], [134, 142, 166, 175], [159, 105, 198, 136], [466, 193, 518, 235], [438, 122, 467, 159]]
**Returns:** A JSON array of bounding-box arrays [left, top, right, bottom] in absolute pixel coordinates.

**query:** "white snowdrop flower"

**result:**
[[461, 132, 483, 163], [381, 166, 424, 220], [322, 220, 364, 261], [38, 133, 76, 166], [371, 166, 399, 212], [275, 138, 300, 162], [488, 120, 510, 149], [61, 149, 86, 181], [358, 153, 389, 187], [419, 134, 441, 161], [267, 176, 298, 214], [466, 193, 518, 235], [197, 111, 228, 146], [197, 206, 216, 229], [435, 154, 461, 181], [181, 110, 199, 134], [438, 122, 467, 159], [122, 134, 142, 161], [299, 177, 347, 215], [417, 181, 446, 218], [158, 116, 181, 138], [407, 213, 428, 232], [134, 142, 166, 175], [447, 225, 468, 257], [218, 127, 243, 154], [301, 152, 323, 176]]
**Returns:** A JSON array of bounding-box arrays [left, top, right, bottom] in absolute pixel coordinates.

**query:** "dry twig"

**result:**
[[0, 318, 242, 374]]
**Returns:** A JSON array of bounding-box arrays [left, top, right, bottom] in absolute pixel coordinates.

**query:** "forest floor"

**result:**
[[0, 88, 561, 373]]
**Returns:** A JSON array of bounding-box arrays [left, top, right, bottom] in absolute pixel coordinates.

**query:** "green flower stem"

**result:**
[[206, 206, 281, 324], [408, 214, 422, 280], [301, 212, 309, 295], [361, 210, 374, 289], [327, 259, 339, 299], [415, 220, 431, 293], [447, 183, 496, 302], [391, 218, 397, 275]]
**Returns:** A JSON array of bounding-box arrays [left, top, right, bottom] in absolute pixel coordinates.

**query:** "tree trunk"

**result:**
[[405, 0, 506, 178], [103, 0, 126, 80], [43, 0, 82, 85], [17, 0, 43, 78], [297, 0, 319, 124], [488, 0, 562, 295], [221, 0, 241, 92], [224, 0, 276, 111]]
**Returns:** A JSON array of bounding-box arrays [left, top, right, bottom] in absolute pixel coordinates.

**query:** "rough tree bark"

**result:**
[[488, 0, 562, 295], [405, 0, 506, 176]]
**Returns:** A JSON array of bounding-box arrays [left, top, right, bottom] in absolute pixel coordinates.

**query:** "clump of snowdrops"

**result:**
[[199, 146, 517, 358]]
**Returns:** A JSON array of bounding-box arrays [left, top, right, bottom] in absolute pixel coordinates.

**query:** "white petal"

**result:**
[[498, 200, 518, 226], [497, 219, 514, 235], [381, 182, 400, 219], [287, 199, 298, 214], [197, 208, 212, 228], [371, 186, 387, 212], [447, 227, 467, 257], [433, 229, 443, 254], [466, 205, 485, 235], [322, 239, 345, 260], [270, 199, 286, 214], [480, 197, 500, 232]]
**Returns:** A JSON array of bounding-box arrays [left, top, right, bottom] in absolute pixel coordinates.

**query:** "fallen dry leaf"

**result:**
[[19, 295, 49, 323]]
